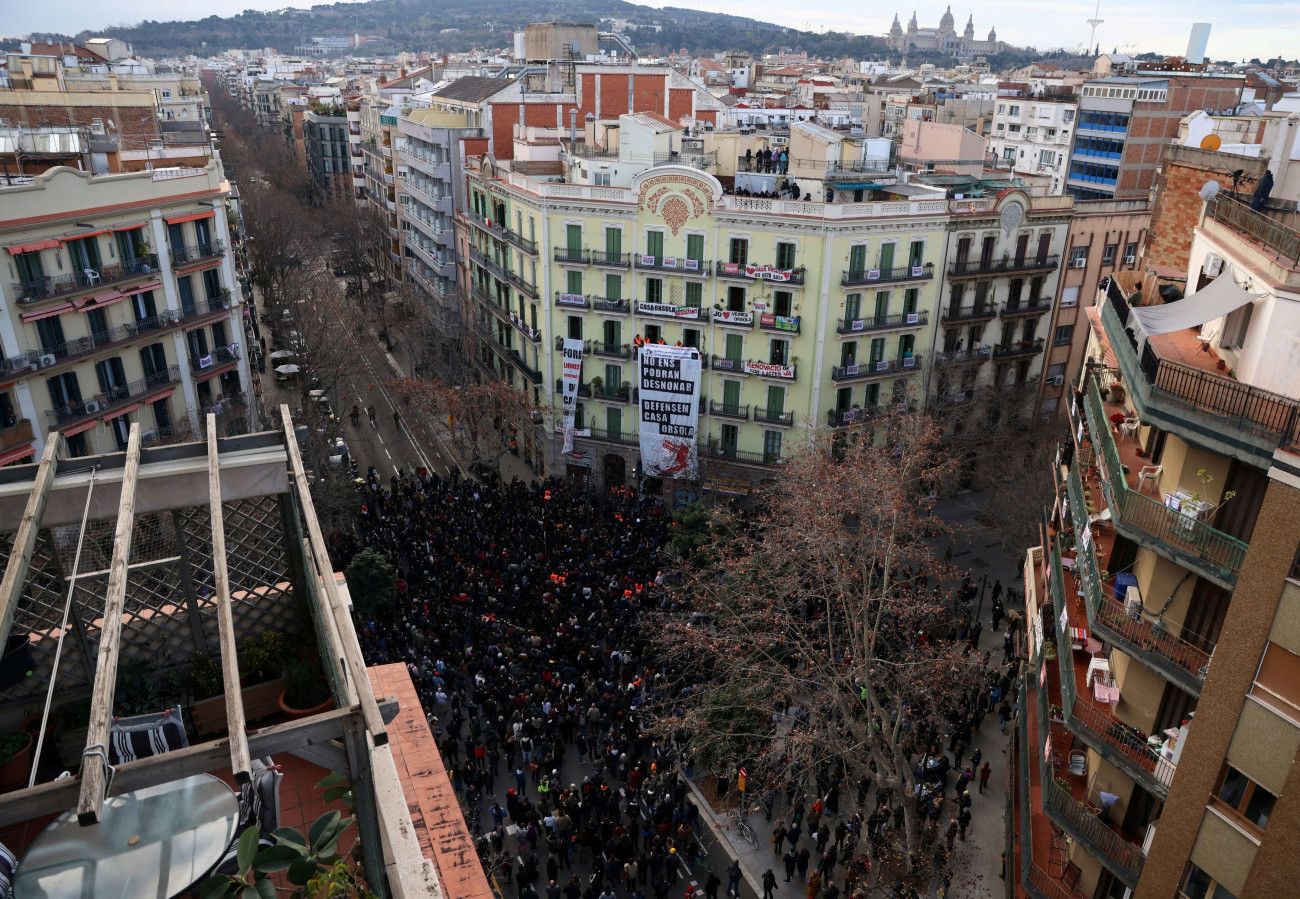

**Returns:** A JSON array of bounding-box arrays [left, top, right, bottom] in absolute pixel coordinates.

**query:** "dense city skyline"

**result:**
[[6, 0, 1297, 63]]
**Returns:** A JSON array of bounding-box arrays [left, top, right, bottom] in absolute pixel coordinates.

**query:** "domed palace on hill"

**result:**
[[887, 6, 1004, 56]]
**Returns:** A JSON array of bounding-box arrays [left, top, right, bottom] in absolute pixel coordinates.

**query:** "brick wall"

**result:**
[[0, 102, 159, 146]]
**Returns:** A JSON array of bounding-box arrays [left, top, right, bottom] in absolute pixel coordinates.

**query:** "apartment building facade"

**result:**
[[303, 107, 352, 203], [1067, 73, 1245, 201], [1012, 189, 1300, 899], [988, 95, 1078, 195], [0, 160, 252, 462], [397, 109, 478, 300]]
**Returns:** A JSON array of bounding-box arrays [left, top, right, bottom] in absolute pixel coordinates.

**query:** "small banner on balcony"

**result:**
[[713, 309, 754, 325], [683, 259, 699, 271], [875, 360, 889, 372], [850, 319, 866, 331], [561, 338, 585, 455], [557, 293, 587, 307], [845, 364, 860, 376], [911, 266, 924, 277], [903, 355, 916, 368], [744, 264, 795, 282], [662, 257, 678, 269], [641, 255, 657, 266], [906, 313, 919, 324], [761, 314, 800, 332], [638, 302, 700, 319], [866, 269, 880, 281], [743, 360, 796, 379], [722, 262, 740, 275], [639, 345, 701, 480], [199, 354, 213, 369]]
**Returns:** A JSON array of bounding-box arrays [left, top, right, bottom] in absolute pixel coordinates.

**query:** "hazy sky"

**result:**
[[6, 0, 1296, 62]]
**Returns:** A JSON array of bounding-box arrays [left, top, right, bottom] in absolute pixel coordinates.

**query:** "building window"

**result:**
[[645, 278, 663, 303], [729, 238, 749, 266], [1103, 244, 1117, 265], [1124, 241, 1138, 263], [1008, 105, 1020, 115], [1178, 863, 1237, 899], [1047, 363, 1065, 380], [593, 173, 611, 186], [1054, 325, 1074, 346], [1069, 247, 1089, 267], [1007, 124, 1021, 133], [1060, 286, 1079, 308], [775, 241, 796, 270], [1039, 150, 1056, 166], [1212, 764, 1275, 834], [1251, 641, 1300, 721]]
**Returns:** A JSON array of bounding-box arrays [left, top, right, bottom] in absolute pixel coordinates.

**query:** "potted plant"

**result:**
[[1043, 638, 1058, 661], [590, 375, 604, 392], [279, 659, 333, 719], [199, 806, 367, 898], [241, 630, 288, 687], [0, 730, 34, 790]]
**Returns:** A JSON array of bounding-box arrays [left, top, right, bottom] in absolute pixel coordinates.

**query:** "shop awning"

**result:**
[[110, 222, 148, 233], [833, 182, 884, 191], [6, 239, 61, 255], [60, 229, 110, 241], [165, 210, 215, 225], [1130, 275, 1264, 336], [62, 419, 100, 437], [73, 290, 126, 311], [0, 443, 36, 466], [120, 280, 162, 297], [20, 303, 74, 322], [101, 402, 140, 422]]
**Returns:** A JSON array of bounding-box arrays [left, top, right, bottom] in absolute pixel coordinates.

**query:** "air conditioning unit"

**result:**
[[1203, 254, 1223, 276], [82, 400, 101, 414], [1071, 257, 1087, 268], [1047, 375, 1065, 386], [38, 354, 56, 368], [1123, 255, 1136, 264]]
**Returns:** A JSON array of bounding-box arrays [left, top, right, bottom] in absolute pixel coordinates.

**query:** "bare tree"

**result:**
[[651, 409, 984, 896], [393, 376, 537, 479]]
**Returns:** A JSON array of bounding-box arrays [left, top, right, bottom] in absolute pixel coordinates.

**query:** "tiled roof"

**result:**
[[431, 75, 510, 104]]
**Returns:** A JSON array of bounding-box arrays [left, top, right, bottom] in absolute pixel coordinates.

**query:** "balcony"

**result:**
[[651, 151, 716, 171], [836, 311, 928, 334], [554, 379, 591, 398], [463, 210, 538, 255], [507, 348, 542, 384], [191, 345, 240, 377], [13, 255, 161, 305], [709, 355, 744, 373], [1046, 517, 1179, 799], [1205, 194, 1300, 269], [715, 261, 805, 285], [554, 337, 588, 354], [592, 384, 632, 403], [170, 241, 227, 269], [635, 255, 709, 274], [948, 253, 1060, 278], [993, 338, 1046, 358], [46, 365, 182, 430], [583, 426, 639, 445], [591, 250, 631, 268], [555, 291, 590, 310], [758, 315, 801, 335], [709, 402, 750, 420], [592, 297, 630, 314], [935, 345, 992, 365], [703, 444, 783, 466], [827, 407, 877, 427], [0, 419, 34, 453], [841, 263, 934, 287], [1001, 296, 1054, 317], [940, 303, 998, 324], [636, 301, 702, 320], [1079, 370, 1246, 591], [752, 408, 794, 425], [1100, 282, 1300, 468], [593, 342, 632, 359], [830, 355, 921, 382], [1062, 460, 1215, 696], [554, 247, 590, 265], [712, 309, 754, 327]]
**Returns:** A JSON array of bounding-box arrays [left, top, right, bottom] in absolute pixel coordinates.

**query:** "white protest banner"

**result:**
[[639, 345, 702, 479], [561, 338, 584, 454]]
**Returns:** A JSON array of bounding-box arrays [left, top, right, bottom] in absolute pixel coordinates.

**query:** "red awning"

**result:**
[[120, 280, 162, 297], [20, 303, 74, 322], [147, 388, 175, 404], [110, 222, 148, 233], [101, 402, 140, 422], [165, 211, 215, 225], [62, 419, 99, 437], [0, 443, 36, 466], [7, 239, 61, 255], [60, 230, 110, 241], [73, 290, 125, 311]]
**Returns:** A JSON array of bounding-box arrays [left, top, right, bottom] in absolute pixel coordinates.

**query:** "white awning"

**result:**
[[1131, 274, 1263, 335]]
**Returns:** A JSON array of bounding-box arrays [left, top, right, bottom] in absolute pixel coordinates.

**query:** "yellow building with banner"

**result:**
[[459, 156, 1066, 499]]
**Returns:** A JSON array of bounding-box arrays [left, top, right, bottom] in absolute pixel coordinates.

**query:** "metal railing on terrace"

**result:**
[[652, 152, 716, 170], [1206, 194, 1300, 268], [949, 254, 1060, 277], [463, 210, 537, 254], [171, 241, 226, 267], [13, 255, 160, 304], [837, 311, 928, 334], [1082, 370, 1246, 587], [1002, 296, 1054, 316], [192, 345, 239, 375], [841, 263, 933, 286], [46, 365, 181, 428]]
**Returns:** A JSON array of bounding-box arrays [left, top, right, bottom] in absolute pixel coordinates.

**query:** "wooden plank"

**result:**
[[280, 406, 388, 745], [76, 424, 142, 826], [0, 703, 396, 827], [0, 436, 61, 649], [345, 714, 390, 899], [208, 415, 252, 785]]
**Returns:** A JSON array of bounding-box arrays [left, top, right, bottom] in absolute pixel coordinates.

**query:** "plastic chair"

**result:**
[[108, 706, 189, 765], [1068, 751, 1087, 777], [1137, 465, 1162, 495], [83, 268, 101, 286]]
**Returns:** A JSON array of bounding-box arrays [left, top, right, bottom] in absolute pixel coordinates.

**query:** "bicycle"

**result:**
[[729, 807, 760, 849]]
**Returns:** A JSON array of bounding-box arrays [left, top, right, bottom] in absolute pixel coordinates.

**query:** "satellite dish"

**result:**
[[1200, 133, 1221, 151], [1200, 180, 1221, 202]]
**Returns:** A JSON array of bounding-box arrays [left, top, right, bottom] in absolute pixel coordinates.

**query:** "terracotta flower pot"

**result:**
[[277, 681, 334, 720], [0, 732, 34, 791]]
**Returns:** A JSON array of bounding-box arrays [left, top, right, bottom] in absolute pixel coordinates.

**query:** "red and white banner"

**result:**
[[637, 301, 701, 319], [744, 264, 795, 281], [712, 309, 754, 325], [639, 345, 702, 480], [561, 338, 584, 454], [743, 360, 796, 379]]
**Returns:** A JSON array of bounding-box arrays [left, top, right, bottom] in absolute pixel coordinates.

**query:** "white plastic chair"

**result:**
[[1137, 465, 1163, 495], [83, 268, 101, 286]]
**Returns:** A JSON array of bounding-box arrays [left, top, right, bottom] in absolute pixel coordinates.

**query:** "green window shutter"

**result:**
[[849, 245, 866, 276], [874, 292, 889, 321], [904, 289, 918, 314], [647, 231, 663, 259], [766, 385, 784, 415], [878, 243, 895, 273], [909, 240, 924, 267], [566, 224, 582, 251], [603, 321, 620, 345], [607, 407, 621, 436], [900, 335, 915, 357], [870, 337, 886, 364], [725, 333, 743, 361], [685, 282, 703, 308], [844, 293, 861, 321], [722, 380, 740, 410], [729, 238, 748, 265], [606, 228, 621, 257], [687, 234, 704, 261], [567, 270, 583, 294], [605, 273, 621, 300]]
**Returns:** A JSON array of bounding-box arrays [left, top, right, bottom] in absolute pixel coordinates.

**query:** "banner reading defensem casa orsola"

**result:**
[[639, 345, 702, 479], [561, 338, 584, 454]]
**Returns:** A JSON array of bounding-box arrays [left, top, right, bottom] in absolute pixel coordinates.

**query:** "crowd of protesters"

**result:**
[[330, 466, 1023, 899]]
